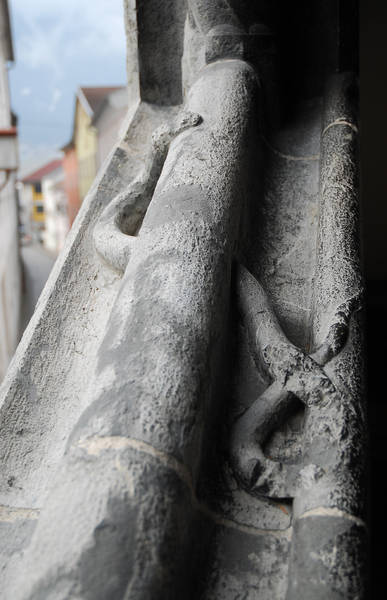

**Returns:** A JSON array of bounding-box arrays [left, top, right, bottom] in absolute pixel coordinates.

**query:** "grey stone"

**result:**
[[0, 2, 364, 599]]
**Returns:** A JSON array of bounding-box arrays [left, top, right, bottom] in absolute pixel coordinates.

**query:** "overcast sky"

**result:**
[[8, 0, 127, 174]]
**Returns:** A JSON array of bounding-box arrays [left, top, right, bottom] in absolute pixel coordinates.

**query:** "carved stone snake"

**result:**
[[230, 263, 362, 499]]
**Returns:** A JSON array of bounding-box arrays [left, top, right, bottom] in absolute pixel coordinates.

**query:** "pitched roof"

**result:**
[[79, 86, 124, 115], [61, 86, 126, 150], [22, 159, 62, 183], [91, 87, 128, 125]]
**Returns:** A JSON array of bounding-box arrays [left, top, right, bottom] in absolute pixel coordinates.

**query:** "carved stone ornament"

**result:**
[[0, 1, 365, 599]]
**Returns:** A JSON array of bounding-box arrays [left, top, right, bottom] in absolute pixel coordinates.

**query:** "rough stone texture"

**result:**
[[287, 515, 366, 600], [4, 58, 261, 600], [0, 2, 364, 599], [0, 101, 175, 589], [228, 71, 365, 598]]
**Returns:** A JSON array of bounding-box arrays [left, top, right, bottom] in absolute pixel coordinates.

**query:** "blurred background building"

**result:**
[[67, 86, 126, 204], [92, 87, 127, 169], [20, 159, 62, 245], [15, 83, 128, 356], [0, 0, 128, 383], [62, 140, 79, 226], [0, 0, 20, 380], [19, 86, 127, 255]]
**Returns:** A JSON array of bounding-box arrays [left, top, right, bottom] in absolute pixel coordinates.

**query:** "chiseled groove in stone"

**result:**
[[298, 506, 366, 528], [0, 505, 40, 522], [321, 118, 359, 137], [199, 503, 292, 540], [77, 436, 291, 539], [262, 136, 320, 162], [77, 435, 194, 492]]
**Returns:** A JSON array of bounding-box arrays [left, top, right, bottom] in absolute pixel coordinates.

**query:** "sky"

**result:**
[[8, 0, 127, 176]]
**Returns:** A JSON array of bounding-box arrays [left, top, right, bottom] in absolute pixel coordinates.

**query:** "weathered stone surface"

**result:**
[[286, 515, 367, 600], [0, 2, 364, 598]]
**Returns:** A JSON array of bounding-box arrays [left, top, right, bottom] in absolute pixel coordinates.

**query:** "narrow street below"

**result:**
[[20, 243, 55, 333]]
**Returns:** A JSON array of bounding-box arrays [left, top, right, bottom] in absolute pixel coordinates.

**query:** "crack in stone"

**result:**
[[262, 136, 320, 162], [322, 119, 358, 137], [281, 300, 311, 313], [0, 505, 40, 522], [298, 506, 366, 528]]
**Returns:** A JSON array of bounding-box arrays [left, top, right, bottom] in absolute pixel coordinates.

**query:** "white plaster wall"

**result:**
[[0, 58, 10, 127], [0, 173, 21, 380], [0, 41, 20, 380], [97, 108, 127, 169]]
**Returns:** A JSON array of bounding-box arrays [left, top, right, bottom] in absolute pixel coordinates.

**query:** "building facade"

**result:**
[[73, 88, 98, 201], [62, 86, 126, 225], [62, 141, 80, 226], [92, 87, 128, 169], [0, 0, 20, 381], [21, 159, 62, 244], [73, 87, 124, 201]]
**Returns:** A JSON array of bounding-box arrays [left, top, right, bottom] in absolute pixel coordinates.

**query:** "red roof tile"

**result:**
[[22, 159, 63, 183]]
